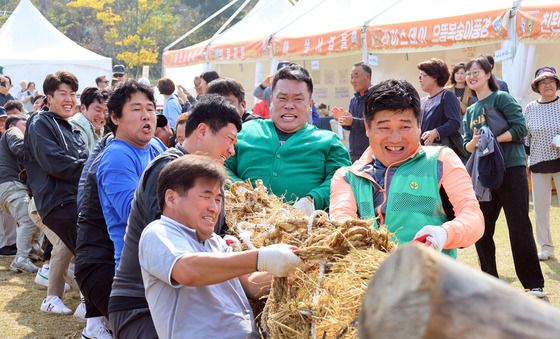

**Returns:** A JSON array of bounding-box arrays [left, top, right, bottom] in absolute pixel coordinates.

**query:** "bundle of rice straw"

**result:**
[[262, 220, 395, 339], [225, 180, 308, 249], [225, 179, 396, 338]]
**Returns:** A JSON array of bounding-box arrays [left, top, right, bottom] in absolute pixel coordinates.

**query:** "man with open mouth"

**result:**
[[225, 63, 350, 216], [70, 86, 108, 151], [330, 79, 483, 258]]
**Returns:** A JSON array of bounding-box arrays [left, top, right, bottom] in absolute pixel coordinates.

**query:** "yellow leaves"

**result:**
[[67, 0, 106, 11], [117, 48, 158, 67], [96, 7, 121, 26]]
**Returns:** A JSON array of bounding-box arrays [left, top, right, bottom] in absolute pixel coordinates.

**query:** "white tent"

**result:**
[[0, 0, 112, 92], [163, 0, 296, 106]]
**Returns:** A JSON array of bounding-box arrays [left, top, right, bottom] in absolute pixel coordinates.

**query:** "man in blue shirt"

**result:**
[[97, 80, 166, 267], [332, 62, 372, 162]]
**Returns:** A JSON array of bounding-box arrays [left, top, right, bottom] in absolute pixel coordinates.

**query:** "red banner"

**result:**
[[273, 28, 363, 57], [368, 9, 509, 51], [517, 5, 560, 41]]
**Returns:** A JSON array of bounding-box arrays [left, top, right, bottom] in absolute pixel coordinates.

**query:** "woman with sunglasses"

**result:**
[[463, 56, 545, 298]]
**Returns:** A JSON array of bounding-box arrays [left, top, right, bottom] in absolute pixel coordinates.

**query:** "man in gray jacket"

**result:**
[[0, 114, 39, 273]]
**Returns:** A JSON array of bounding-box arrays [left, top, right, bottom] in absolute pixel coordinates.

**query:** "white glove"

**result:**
[[413, 225, 448, 252], [293, 197, 315, 216], [257, 244, 302, 277]]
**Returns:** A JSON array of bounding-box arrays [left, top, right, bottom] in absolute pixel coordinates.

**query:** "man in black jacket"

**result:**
[[108, 95, 242, 338], [24, 71, 88, 314]]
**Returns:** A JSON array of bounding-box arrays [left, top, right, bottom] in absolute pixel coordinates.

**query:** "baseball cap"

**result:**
[[113, 64, 126, 76]]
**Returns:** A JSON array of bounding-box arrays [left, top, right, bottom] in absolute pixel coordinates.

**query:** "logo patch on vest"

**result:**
[[409, 181, 419, 190]]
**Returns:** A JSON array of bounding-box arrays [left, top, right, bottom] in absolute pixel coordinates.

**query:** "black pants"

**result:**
[[475, 166, 544, 289], [109, 307, 159, 339], [42, 202, 78, 255], [75, 262, 115, 318]]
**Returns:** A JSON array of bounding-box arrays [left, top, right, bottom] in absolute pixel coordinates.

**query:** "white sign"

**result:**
[[368, 53, 379, 66], [311, 60, 320, 70], [494, 48, 513, 62]]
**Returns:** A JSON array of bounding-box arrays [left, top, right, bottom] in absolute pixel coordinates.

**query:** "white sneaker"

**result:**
[[40, 295, 72, 314], [538, 249, 554, 261], [527, 287, 546, 299], [74, 297, 87, 322], [10, 256, 39, 273], [34, 264, 70, 292], [81, 323, 112, 339]]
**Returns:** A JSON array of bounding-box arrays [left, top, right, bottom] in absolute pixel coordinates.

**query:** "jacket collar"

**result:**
[[350, 144, 423, 175]]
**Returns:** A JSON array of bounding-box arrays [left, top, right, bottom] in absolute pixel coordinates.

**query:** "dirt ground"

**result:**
[[0, 256, 83, 339]]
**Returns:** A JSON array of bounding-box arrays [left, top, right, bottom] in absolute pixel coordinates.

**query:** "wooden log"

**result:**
[[359, 243, 560, 339]]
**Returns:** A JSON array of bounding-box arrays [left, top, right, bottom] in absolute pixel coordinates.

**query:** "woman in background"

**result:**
[[417, 58, 466, 163], [463, 56, 545, 298], [447, 63, 474, 116], [524, 66, 560, 261]]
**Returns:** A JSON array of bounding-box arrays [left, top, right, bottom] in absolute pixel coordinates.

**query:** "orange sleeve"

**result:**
[[438, 148, 485, 249], [329, 167, 359, 221]]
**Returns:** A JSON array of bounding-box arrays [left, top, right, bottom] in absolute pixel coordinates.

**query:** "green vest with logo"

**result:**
[[345, 146, 456, 258]]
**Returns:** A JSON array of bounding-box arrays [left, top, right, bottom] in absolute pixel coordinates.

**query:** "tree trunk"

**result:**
[[359, 243, 560, 339]]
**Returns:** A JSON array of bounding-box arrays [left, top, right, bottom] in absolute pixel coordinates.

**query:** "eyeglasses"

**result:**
[[465, 70, 482, 78]]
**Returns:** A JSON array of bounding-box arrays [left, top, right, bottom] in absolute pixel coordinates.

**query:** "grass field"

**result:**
[[1, 199, 559, 338]]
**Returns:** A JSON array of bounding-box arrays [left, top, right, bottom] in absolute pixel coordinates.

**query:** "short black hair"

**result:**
[[106, 80, 155, 133], [4, 114, 26, 131], [95, 75, 108, 86], [32, 94, 45, 105], [157, 78, 176, 96], [184, 94, 242, 138], [43, 71, 79, 96], [4, 100, 24, 113], [466, 57, 499, 92], [364, 79, 422, 126], [206, 78, 245, 103], [157, 155, 227, 211], [353, 62, 372, 77], [200, 71, 220, 85], [80, 87, 109, 109], [271, 63, 313, 96], [417, 58, 450, 87]]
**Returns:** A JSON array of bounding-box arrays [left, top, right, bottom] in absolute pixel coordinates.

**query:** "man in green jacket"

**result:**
[[225, 64, 350, 214]]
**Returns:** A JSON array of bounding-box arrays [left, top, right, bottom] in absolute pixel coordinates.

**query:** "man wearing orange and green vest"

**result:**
[[330, 79, 483, 257]]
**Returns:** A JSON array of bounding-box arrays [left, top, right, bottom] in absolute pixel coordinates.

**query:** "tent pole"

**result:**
[[211, 0, 253, 39], [361, 24, 368, 63], [164, 0, 241, 52]]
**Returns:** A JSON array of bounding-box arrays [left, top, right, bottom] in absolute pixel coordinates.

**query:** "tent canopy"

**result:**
[[164, 0, 295, 67], [0, 0, 112, 89]]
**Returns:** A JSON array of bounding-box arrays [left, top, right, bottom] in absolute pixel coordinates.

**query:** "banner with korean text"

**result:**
[[163, 43, 208, 67], [517, 5, 560, 42], [368, 9, 509, 51], [273, 28, 363, 58]]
